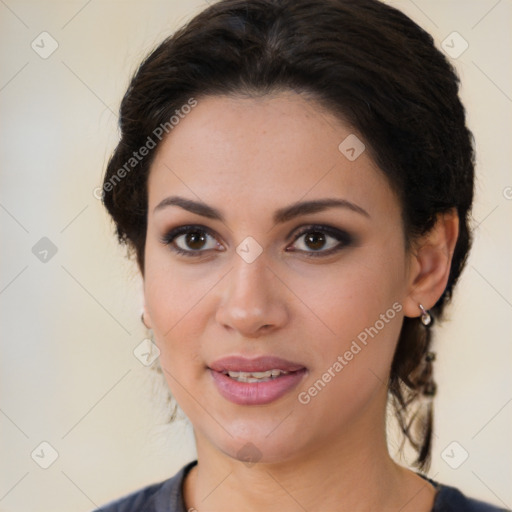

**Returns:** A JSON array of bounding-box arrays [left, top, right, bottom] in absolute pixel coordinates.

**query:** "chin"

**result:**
[[226, 438, 300, 466], [202, 415, 313, 466]]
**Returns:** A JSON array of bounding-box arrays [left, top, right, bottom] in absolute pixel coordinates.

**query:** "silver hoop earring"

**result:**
[[141, 312, 150, 330], [418, 304, 432, 326]]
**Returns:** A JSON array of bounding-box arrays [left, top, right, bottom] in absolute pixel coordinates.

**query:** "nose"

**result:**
[[215, 253, 289, 338]]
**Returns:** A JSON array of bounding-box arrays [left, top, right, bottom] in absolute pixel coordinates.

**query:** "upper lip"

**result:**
[[209, 355, 306, 373]]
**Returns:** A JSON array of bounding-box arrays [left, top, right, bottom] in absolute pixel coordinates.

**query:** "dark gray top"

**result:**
[[95, 460, 507, 511]]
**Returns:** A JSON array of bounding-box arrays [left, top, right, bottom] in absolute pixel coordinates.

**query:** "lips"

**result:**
[[209, 355, 305, 373], [208, 356, 307, 405]]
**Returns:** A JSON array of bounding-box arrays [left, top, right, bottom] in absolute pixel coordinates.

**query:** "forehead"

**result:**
[[147, 92, 399, 220]]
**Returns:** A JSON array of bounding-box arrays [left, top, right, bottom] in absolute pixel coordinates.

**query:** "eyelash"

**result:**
[[160, 224, 353, 259]]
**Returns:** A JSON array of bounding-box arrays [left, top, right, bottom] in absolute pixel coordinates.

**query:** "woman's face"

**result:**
[[143, 91, 415, 464]]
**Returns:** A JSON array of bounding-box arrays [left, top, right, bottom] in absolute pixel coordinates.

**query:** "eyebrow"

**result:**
[[153, 195, 370, 224]]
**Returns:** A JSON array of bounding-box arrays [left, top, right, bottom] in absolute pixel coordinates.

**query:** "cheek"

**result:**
[[144, 271, 207, 350], [291, 247, 406, 336], [144, 269, 208, 406], [292, 284, 404, 428], [143, 231, 215, 325], [142, 243, 202, 356], [291, 248, 406, 391]]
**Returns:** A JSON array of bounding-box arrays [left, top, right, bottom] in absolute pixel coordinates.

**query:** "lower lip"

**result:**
[[209, 369, 307, 405]]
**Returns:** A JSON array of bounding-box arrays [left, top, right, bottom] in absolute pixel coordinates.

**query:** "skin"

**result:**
[[142, 91, 459, 512]]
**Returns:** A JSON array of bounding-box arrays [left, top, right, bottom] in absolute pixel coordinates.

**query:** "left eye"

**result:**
[[288, 225, 352, 256]]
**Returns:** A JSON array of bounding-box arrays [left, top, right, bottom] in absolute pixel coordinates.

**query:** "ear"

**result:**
[[402, 209, 459, 319]]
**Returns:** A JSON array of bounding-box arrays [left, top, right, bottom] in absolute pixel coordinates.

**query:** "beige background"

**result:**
[[1, 1, 511, 511]]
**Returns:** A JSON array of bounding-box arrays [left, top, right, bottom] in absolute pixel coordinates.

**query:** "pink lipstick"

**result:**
[[209, 356, 307, 405]]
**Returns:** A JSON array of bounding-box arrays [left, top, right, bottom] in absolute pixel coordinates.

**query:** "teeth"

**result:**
[[226, 369, 289, 382]]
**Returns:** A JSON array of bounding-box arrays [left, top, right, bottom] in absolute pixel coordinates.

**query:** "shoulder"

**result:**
[[94, 460, 197, 512], [424, 476, 506, 512], [96, 480, 170, 512]]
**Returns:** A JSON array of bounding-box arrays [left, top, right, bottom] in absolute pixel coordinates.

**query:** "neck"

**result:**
[[183, 394, 436, 512]]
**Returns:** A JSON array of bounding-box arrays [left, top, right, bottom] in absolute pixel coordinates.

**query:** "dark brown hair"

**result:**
[[102, 0, 475, 470]]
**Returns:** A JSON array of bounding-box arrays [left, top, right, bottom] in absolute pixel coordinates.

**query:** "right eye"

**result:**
[[161, 225, 224, 257]]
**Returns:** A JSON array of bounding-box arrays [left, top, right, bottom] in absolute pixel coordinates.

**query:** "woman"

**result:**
[[97, 0, 504, 510]]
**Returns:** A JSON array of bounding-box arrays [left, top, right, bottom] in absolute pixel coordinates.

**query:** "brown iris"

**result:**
[[304, 232, 326, 251], [185, 231, 207, 250]]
